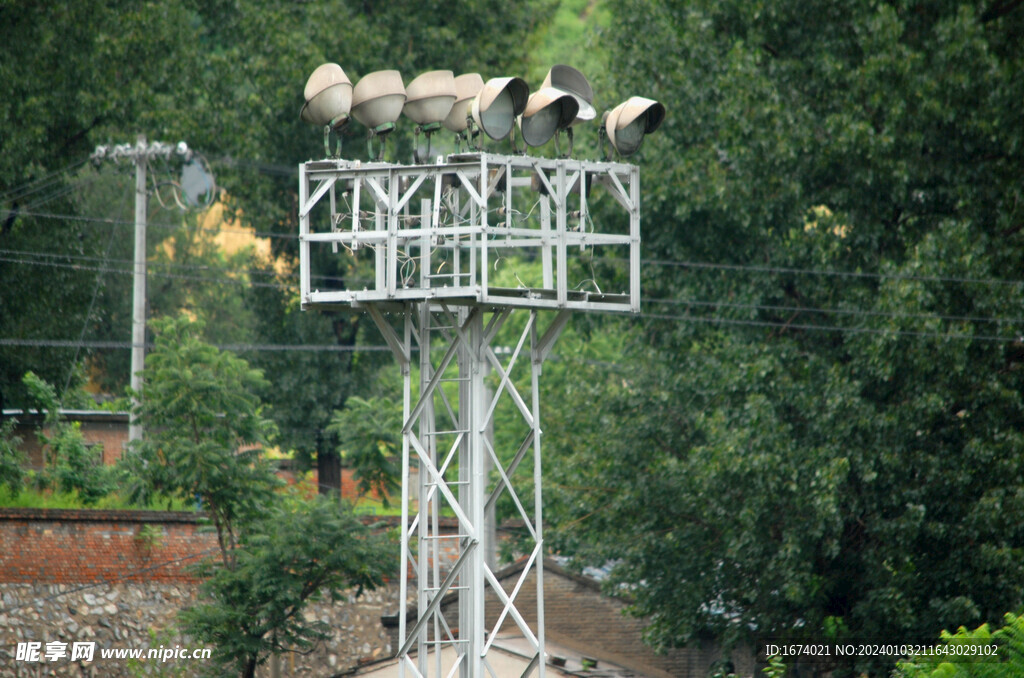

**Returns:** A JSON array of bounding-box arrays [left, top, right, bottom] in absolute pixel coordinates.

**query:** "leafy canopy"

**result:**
[[545, 1, 1024, 675]]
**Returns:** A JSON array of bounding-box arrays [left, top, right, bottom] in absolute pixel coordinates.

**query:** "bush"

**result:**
[[895, 613, 1024, 678]]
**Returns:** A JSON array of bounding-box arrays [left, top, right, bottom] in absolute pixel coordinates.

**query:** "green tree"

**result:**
[[326, 394, 402, 503], [179, 493, 395, 678], [124, 315, 280, 565], [545, 0, 1024, 675], [1, 0, 557, 417], [126, 314, 395, 677], [894, 613, 1024, 678], [0, 0, 206, 410]]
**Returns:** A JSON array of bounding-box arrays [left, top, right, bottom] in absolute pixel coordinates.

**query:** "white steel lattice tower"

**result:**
[[298, 152, 641, 677]]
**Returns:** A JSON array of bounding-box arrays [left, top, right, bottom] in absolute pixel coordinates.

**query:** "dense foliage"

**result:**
[[544, 0, 1024, 675], [895, 613, 1024, 678], [180, 493, 395, 678], [0, 0, 556, 462], [124, 315, 280, 564]]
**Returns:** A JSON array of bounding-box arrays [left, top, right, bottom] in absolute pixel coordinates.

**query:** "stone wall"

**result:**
[[0, 581, 399, 677], [0, 509, 400, 677]]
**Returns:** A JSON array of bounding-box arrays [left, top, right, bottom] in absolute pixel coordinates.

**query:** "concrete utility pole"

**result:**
[[129, 133, 148, 443], [90, 137, 199, 444]]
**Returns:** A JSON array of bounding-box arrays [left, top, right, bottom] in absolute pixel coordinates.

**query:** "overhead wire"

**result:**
[[0, 157, 93, 204], [4, 251, 1022, 344], [647, 296, 1024, 327], [0, 248, 371, 289], [637, 311, 1021, 344], [6, 153, 1023, 351], [645, 258, 1024, 288], [61, 186, 131, 398], [0, 338, 393, 353]]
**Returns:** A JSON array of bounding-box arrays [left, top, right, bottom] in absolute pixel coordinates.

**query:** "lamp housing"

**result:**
[[351, 70, 407, 131], [541, 65, 596, 124], [443, 73, 485, 132], [519, 87, 579, 148], [403, 70, 457, 126], [470, 76, 529, 141], [604, 96, 666, 156], [300, 63, 353, 128]]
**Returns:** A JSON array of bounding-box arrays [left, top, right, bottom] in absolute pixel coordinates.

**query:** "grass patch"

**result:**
[[0, 486, 195, 511]]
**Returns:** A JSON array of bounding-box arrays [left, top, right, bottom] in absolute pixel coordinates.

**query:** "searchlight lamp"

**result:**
[[519, 87, 579, 154], [300, 63, 353, 157], [602, 96, 666, 157], [470, 76, 529, 148], [443, 73, 485, 151], [403, 70, 456, 162], [351, 70, 407, 161], [541, 65, 596, 125]]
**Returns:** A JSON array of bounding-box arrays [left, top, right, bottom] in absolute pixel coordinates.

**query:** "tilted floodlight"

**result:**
[[351, 70, 407, 160], [519, 87, 579, 153], [602, 96, 666, 157], [403, 70, 457, 162], [541, 64, 596, 125], [444, 73, 485, 151], [470, 76, 529, 146], [300, 63, 354, 157]]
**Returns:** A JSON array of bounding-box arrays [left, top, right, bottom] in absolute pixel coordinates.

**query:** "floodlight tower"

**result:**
[[297, 64, 654, 678]]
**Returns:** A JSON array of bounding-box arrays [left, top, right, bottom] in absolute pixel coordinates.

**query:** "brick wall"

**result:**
[[0, 508, 215, 584], [8, 411, 130, 468]]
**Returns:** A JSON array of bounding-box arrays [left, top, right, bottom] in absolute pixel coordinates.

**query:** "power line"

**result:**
[[0, 254, 292, 290], [0, 246, 371, 286], [646, 258, 1024, 288], [8, 255, 1024, 342], [637, 311, 1023, 344], [0, 157, 93, 203], [0, 338, 392, 353], [4, 250, 1021, 331], [14, 205, 1024, 291], [15, 207, 296, 241], [648, 296, 1024, 327]]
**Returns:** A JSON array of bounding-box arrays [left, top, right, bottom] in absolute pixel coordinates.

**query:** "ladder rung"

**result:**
[[424, 586, 469, 592]]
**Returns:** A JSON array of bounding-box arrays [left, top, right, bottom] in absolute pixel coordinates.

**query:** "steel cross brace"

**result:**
[[368, 303, 569, 678]]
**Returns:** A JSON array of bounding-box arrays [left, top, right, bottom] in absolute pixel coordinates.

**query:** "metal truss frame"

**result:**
[[297, 152, 642, 677], [298, 152, 640, 314], [369, 302, 569, 678]]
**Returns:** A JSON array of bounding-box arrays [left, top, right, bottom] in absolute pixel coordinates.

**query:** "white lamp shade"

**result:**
[[300, 63, 353, 128], [351, 70, 407, 129], [541, 64, 596, 124], [403, 70, 457, 125], [606, 96, 666, 156], [443, 73, 485, 132], [471, 76, 529, 141], [520, 87, 579, 147]]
